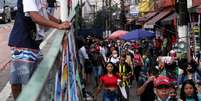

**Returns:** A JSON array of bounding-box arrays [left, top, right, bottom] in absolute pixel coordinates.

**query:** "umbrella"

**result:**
[[120, 29, 155, 41], [109, 30, 128, 39]]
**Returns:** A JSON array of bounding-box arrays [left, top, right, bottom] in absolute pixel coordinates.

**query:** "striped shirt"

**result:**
[[11, 48, 42, 62]]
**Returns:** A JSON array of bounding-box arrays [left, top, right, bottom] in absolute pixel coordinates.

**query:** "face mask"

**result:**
[[113, 54, 118, 58]]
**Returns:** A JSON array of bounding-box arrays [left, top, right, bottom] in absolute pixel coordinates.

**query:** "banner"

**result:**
[[67, 28, 79, 101]]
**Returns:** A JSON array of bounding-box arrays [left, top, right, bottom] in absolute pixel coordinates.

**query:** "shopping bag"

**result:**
[[119, 83, 127, 99]]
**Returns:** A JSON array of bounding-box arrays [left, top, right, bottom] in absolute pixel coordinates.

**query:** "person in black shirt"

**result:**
[[136, 68, 156, 101], [116, 54, 132, 101], [47, 0, 56, 15]]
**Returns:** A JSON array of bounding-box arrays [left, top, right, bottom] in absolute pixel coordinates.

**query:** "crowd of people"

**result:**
[[77, 35, 201, 101], [6, 0, 201, 101]]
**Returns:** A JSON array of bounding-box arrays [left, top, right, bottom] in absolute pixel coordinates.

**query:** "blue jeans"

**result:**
[[47, 7, 55, 16], [93, 65, 102, 78], [10, 60, 36, 85], [103, 89, 118, 101]]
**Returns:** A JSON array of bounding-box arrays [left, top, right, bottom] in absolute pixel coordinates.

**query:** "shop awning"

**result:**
[[196, 6, 201, 13], [144, 10, 172, 28], [188, 5, 201, 13], [161, 12, 177, 22], [137, 12, 158, 23]]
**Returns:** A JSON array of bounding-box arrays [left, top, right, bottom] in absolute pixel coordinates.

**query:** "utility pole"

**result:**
[[105, 0, 108, 32], [79, 0, 83, 28], [120, 0, 126, 30], [109, 0, 111, 30], [177, 0, 191, 62], [105, 0, 111, 36], [102, 0, 105, 10]]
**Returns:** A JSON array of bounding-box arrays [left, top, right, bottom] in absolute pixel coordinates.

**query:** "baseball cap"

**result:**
[[154, 76, 170, 87]]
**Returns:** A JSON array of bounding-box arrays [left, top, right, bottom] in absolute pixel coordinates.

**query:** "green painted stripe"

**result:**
[[17, 30, 65, 101]]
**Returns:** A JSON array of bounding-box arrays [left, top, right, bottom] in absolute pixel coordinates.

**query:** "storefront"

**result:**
[[142, 0, 176, 55]]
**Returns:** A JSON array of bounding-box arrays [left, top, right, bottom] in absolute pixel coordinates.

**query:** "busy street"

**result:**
[[1, 0, 201, 101]]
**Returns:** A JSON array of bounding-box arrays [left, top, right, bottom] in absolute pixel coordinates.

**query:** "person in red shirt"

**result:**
[[133, 49, 144, 82], [94, 62, 119, 101]]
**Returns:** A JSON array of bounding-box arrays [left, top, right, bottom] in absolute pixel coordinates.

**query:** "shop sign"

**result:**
[[130, 5, 139, 16], [193, 26, 199, 34], [155, 0, 175, 9]]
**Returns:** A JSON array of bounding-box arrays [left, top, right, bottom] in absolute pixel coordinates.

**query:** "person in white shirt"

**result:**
[[9, 0, 71, 99], [100, 45, 107, 62], [23, 0, 70, 30], [108, 50, 119, 65], [78, 45, 89, 81]]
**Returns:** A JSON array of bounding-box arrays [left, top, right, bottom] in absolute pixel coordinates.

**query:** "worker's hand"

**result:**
[[147, 76, 155, 83], [58, 21, 72, 30], [144, 76, 155, 85]]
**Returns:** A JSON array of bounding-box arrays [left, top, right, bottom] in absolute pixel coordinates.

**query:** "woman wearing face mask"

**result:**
[[108, 50, 119, 65], [177, 63, 201, 86], [180, 80, 201, 101]]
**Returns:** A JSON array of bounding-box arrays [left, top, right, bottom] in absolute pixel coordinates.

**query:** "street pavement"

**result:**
[[0, 22, 13, 70], [0, 22, 13, 82], [0, 22, 14, 101]]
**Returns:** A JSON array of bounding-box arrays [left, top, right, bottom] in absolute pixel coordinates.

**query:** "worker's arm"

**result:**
[[48, 14, 62, 24], [136, 76, 155, 95], [29, 11, 71, 30]]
